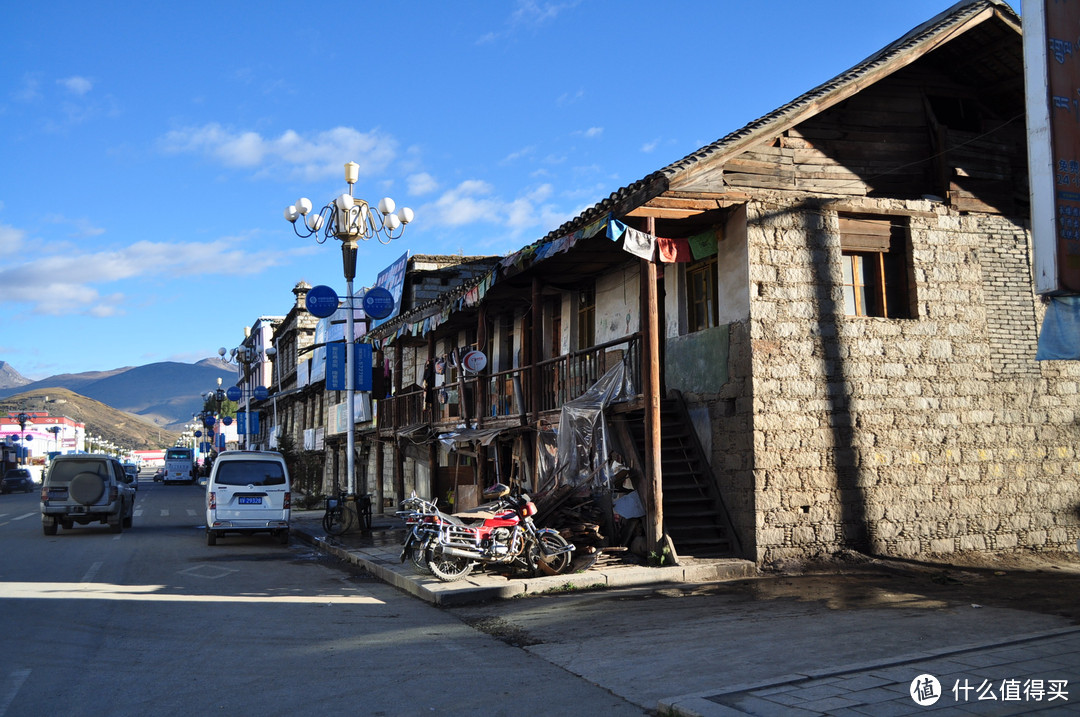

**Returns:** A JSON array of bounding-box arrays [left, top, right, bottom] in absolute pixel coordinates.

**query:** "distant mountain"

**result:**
[[0, 388, 180, 450], [0, 358, 237, 431], [0, 361, 32, 390]]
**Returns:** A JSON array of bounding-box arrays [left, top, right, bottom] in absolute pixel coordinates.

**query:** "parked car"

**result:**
[[123, 463, 139, 491], [1, 468, 35, 494], [153, 468, 165, 482], [40, 454, 136, 535], [205, 450, 290, 546]]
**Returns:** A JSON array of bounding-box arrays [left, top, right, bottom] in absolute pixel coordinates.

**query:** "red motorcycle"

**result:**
[[421, 483, 574, 582]]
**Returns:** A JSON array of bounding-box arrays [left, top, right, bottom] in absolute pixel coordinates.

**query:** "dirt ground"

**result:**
[[744, 550, 1080, 624]]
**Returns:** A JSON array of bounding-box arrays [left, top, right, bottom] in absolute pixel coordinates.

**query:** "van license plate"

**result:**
[[238, 497, 262, 505]]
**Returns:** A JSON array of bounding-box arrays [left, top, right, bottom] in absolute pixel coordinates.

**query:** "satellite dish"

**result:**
[[461, 350, 487, 373]]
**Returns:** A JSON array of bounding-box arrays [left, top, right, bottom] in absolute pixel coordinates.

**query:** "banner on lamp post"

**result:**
[[326, 343, 373, 391]]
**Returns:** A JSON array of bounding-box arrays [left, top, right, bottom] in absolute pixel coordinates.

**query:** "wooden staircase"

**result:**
[[613, 396, 739, 558]]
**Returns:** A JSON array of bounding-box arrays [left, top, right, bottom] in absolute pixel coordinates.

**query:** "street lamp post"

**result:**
[[264, 345, 280, 449], [284, 161, 412, 503], [16, 413, 31, 465]]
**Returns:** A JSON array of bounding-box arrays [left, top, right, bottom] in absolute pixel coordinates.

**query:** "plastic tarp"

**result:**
[[539, 360, 635, 493], [1036, 296, 1080, 360]]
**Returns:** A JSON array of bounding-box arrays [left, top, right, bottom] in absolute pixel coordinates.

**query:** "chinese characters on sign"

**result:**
[[952, 677, 1069, 703], [910, 674, 1069, 706]]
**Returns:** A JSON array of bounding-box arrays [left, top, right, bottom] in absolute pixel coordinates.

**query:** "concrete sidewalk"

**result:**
[[291, 509, 1079, 715], [660, 627, 1080, 716], [289, 507, 757, 606]]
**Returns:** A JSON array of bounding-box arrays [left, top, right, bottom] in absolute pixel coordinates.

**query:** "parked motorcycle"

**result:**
[[395, 493, 447, 575], [421, 483, 575, 582]]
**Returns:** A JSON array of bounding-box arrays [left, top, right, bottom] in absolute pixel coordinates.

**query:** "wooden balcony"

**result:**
[[377, 333, 642, 435]]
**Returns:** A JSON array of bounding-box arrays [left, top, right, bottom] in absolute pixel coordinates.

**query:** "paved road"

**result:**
[[0, 480, 645, 716]]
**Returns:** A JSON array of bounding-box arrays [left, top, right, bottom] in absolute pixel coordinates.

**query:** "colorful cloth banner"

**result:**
[[621, 226, 656, 260], [582, 213, 610, 239], [607, 218, 627, 242], [657, 236, 693, 262], [688, 229, 719, 259]]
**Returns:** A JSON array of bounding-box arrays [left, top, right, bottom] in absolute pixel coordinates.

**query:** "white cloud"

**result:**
[[160, 124, 397, 181], [641, 138, 660, 153], [58, 76, 93, 96], [407, 172, 439, 196], [0, 223, 26, 253], [42, 214, 105, 239], [0, 234, 309, 317], [420, 180, 566, 237], [14, 75, 42, 103], [556, 89, 584, 107], [579, 127, 603, 139], [502, 145, 536, 164]]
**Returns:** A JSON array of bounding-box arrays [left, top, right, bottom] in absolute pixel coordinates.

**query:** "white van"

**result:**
[[205, 451, 290, 546]]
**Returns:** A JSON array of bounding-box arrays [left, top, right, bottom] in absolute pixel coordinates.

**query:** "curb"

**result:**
[[292, 521, 758, 606]]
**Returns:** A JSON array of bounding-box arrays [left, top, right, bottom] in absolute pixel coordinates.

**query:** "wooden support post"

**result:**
[[455, 347, 471, 428], [531, 277, 542, 424], [393, 344, 403, 430], [375, 439, 384, 511], [393, 439, 404, 508], [642, 215, 664, 554]]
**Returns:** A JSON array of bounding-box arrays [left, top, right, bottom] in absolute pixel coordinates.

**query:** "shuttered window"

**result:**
[[839, 214, 915, 319]]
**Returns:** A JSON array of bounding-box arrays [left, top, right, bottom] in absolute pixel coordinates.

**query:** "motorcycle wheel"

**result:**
[[425, 545, 474, 582], [408, 544, 432, 575], [535, 532, 573, 576]]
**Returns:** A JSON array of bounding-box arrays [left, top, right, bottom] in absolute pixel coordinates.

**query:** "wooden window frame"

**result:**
[[685, 254, 719, 332], [576, 285, 595, 350], [839, 214, 915, 319]]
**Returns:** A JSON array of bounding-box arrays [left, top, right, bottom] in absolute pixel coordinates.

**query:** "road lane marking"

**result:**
[[12, 513, 36, 521], [0, 668, 30, 717], [81, 562, 103, 584], [0, 583, 383, 604], [159, 509, 169, 517], [186, 509, 197, 517]]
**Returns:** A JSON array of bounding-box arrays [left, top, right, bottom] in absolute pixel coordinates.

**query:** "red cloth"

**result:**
[[657, 236, 693, 262]]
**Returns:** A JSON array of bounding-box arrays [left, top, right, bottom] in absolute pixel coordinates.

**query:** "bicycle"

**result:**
[[322, 488, 373, 536]]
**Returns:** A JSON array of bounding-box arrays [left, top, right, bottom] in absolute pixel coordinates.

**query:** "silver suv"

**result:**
[[40, 454, 136, 535]]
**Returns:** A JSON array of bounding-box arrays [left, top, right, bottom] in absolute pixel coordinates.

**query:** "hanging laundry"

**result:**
[[621, 226, 656, 260], [688, 228, 719, 259], [607, 218, 627, 242], [657, 236, 693, 262]]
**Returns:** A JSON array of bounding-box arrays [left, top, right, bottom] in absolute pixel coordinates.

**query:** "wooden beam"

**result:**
[[642, 216, 663, 554]]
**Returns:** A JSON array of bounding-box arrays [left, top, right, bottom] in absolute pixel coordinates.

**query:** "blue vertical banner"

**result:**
[[356, 343, 372, 391], [327, 343, 347, 390], [235, 411, 262, 435], [327, 343, 373, 391]]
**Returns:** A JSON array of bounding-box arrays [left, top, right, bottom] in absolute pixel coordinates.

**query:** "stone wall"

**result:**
[[745, 197, 1080, 564]]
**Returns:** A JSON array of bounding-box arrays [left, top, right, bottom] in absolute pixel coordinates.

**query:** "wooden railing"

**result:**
[[377, 333, 641, 432]]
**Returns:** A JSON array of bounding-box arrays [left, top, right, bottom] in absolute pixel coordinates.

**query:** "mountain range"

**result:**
[[0, 358, 237, 432]]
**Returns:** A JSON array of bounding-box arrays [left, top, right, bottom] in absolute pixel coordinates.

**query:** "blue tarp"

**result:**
[[1036, 296, 1080, 360]]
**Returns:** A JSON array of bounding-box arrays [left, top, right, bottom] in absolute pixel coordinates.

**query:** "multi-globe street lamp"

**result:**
[[284, 161, 413, 503], [219, 345, 270, 451]]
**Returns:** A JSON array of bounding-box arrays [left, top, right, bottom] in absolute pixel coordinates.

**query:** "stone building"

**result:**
[[358, 0, 1080, 565]]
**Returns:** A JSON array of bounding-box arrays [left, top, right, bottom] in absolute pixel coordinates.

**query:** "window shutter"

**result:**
[[839, 216, 891, 252]]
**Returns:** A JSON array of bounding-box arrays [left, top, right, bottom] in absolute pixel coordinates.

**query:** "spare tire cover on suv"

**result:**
[[69, 472, 106, 505]]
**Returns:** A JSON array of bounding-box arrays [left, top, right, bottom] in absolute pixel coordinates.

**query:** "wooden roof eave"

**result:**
[[624, 191, 752, 220], [667, 4, 1009, 194]]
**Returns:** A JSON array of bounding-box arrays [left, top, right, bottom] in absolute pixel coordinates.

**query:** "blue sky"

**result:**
[[1, 1, 991, 380]]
